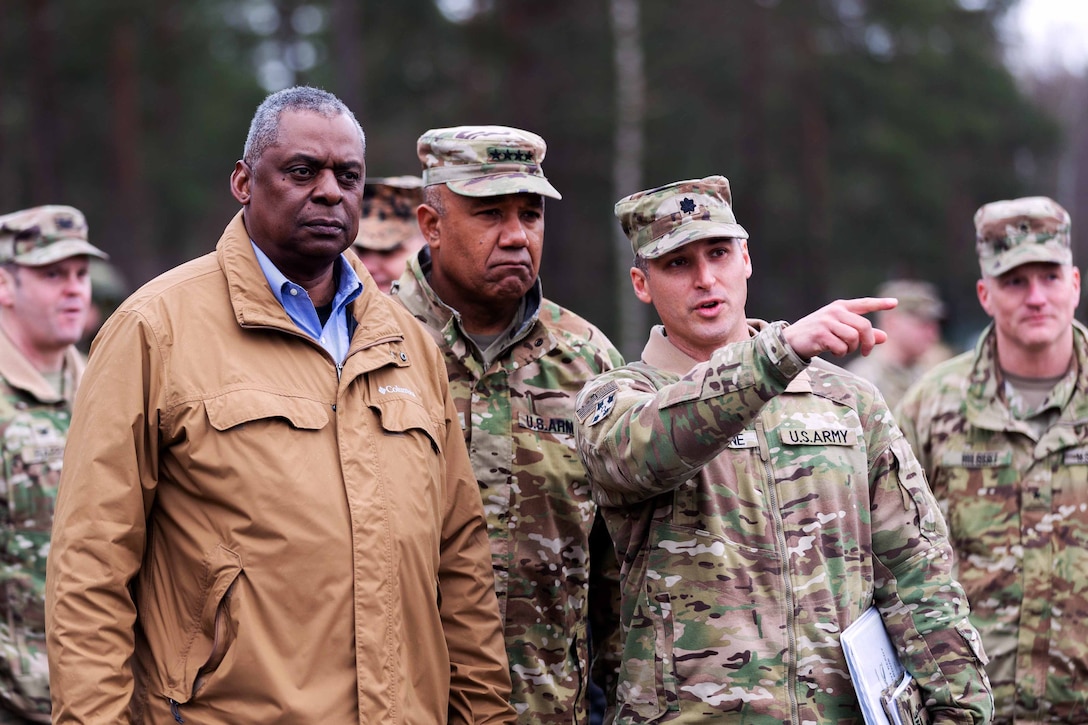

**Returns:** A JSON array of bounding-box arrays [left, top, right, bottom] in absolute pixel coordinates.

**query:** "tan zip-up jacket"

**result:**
[[45, 212, 515, 724]]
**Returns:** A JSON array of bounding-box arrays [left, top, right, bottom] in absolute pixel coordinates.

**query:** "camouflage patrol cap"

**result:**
[[354, 175, 424, 252], [974, 196, 1071, 277], [615, 176, 748, 259], [0, 205, 108, 266], [876, 279, 946, 320], [417, 125, 561, 200]]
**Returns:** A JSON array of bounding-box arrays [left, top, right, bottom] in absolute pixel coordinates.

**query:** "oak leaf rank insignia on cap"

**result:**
[[615, 176, 748, 259]]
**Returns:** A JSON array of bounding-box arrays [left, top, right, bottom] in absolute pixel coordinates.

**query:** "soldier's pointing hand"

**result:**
[[782, 297, 897, 359]]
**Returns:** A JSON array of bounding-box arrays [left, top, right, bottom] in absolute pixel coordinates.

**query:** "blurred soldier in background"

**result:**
[[846, 278, 948, 409], [0, 205, 106, 723], [394, 125, 624, 723], [575, 176, 993, 723], [898, 196, 1087, 723], [352, 175, 426, 294], [79, 258, 129, 352]]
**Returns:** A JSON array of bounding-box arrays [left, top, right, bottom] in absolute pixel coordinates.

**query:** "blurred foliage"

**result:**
[[0, 0, 1061, 353]]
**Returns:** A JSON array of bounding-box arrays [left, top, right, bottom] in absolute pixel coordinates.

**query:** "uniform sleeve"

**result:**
[[894, 382, 933, 478], [45, 310, 163, 724], [433, 348, 517, 725], [575, 322, 806, 506], [865, 401, 993, 723]]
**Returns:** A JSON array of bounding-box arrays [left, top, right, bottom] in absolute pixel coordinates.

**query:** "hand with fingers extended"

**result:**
[[782, 297, 897, 359]]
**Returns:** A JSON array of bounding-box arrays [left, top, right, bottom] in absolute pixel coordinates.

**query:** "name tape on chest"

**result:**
[[940, 450, 1013, 468], [780, 427, 857, 446], [727, 430, 759, 449], [1065, 448, 1088, 465], [518, 414, 575, 436]]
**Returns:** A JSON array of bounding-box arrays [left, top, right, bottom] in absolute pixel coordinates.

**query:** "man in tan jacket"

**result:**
[[45, 87, 514, 724]]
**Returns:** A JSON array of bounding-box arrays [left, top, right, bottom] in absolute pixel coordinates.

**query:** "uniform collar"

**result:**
[[0, 324, 82, 403]]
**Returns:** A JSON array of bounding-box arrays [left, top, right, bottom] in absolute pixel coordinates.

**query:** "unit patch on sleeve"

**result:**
[[577, 381, 619, 427]]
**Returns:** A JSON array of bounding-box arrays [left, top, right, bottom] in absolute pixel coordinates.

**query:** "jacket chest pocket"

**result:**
[[204, 389, 329, 434], [363, 378, 445, 526]]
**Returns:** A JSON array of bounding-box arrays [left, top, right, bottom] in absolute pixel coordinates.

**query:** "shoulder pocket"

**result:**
[[205, 390, 329, 432]]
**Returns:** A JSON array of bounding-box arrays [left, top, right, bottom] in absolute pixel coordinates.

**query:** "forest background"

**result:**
[[2, 0, 1085, 360]]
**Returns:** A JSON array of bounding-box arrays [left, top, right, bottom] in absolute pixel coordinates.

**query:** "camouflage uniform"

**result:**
[[0, 205, 105, 723], [0, 334, 83, 725], [898, 326, 1088, 724], [896, 196, 1086, 723], [396, 126, 625, 724], [576, 322, 992, 724], [844, 349, 920, 409], [574, 176, 993, 724]]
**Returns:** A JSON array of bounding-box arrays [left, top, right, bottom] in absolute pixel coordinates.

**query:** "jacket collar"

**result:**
[[216, 210, 404, 353], [966, 319, 1088, 437], [395, 246, 549, 364], [0, 324, 83, 404]]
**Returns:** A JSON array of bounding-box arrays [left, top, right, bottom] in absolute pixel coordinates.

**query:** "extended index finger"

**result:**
[[838, 297, 898, 315]]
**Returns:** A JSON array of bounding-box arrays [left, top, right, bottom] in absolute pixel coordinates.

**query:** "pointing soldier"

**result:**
[[0, 205, 106, 723], [393, 125, 624, 723], [574, 176, 993, 723], [898, 196, 1087, 723]]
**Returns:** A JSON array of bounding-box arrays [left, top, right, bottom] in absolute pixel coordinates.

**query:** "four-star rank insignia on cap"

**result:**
[[577, 380, 619, 427], [679, 197, 696, 213]]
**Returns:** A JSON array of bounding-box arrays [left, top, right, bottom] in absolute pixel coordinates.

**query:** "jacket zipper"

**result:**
[[756, 417, 800, 723], [169, 698, 184, 723], [193, 582, 235, 696]]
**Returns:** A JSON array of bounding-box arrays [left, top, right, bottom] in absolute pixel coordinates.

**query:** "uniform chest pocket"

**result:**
[[935, 462, 1019, 558]]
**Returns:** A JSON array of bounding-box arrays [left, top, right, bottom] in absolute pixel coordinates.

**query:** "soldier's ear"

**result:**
[[417, 204, 441, 250], [631, 266, 652, 304], [976, 278, 993, 317]]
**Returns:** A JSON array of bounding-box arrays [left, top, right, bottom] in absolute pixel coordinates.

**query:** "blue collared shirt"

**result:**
[[251, 241, 363, 364]]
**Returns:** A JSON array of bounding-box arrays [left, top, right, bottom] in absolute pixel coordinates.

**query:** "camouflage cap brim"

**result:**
[[980, 238, 1072, 277], [354, 218, 420, 252], [443, 173, 561, 200], [12, 239, 109, 266], [638, 219, 749, 259]]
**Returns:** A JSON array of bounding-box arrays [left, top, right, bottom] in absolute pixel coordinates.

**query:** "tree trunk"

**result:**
[[610, 0, 646, 360], [331, 0, 365, 115], [26, 0, 61, 202]]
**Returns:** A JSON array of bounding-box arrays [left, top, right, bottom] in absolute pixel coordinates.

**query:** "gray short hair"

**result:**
[[422, 185, 446, 217], [242, 86, 365, 166], [633, 254, 649, 274]]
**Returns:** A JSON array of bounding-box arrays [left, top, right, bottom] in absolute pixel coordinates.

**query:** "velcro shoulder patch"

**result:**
[[577, 381, 619, 426]]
